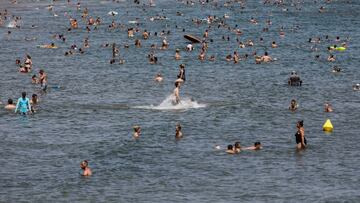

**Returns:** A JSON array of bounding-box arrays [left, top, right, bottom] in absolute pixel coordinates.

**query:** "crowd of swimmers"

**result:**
[[1, 53, 48, 114], [1, 0, 359, 177]]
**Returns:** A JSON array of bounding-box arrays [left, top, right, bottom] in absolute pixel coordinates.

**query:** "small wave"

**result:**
[[134, 94, 206, 110]]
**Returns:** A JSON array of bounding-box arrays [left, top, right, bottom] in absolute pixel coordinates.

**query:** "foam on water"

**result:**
[[135, 94, 206, 110], [7, 20, 17, 28]]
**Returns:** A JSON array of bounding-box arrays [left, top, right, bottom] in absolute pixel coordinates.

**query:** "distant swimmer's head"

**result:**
[[227, 145, 233, 150], [264, 52, 268, 56], [8, 98, 13, 104], [175, 81, 180, 87], [297, 120, 304, 128], [176, 123, 181, 131], [80, 160, 88, 169], [133, 125, 141, 132], [39, 69, 44, 74], [234, 142, 241, 149], [32, 94, 38, 100], [21, 92, 26, 98], [254, 142, 262, 149]]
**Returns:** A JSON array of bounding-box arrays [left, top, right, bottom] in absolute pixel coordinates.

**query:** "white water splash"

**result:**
[[135, 94, 206, 110], [7, 20, 17, 28]]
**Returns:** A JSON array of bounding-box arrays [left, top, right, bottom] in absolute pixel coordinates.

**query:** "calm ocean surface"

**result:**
[[1, 0, 360, 202]]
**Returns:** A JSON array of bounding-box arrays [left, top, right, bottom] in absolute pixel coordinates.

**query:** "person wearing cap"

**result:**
[[80, 160, 92, 176]]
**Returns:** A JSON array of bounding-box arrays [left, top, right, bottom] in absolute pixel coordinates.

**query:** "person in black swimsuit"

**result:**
[[295, 120, 307, 149]]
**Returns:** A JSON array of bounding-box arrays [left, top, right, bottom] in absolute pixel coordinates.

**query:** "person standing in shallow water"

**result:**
[[295, 120, 307, 149], [80, 160, 92, 176], [173, 82, 181, 105], [15, 92, 31, 115], [177, 64, 186, 82]]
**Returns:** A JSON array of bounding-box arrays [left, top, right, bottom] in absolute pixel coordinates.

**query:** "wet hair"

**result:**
[[32, 94, 37, 98], [227, 145, 233, 150], [234, 142, 241, 148], [32, 74, 36, 79], [22, 92, 26, 98], [297, 120, 304, 127], [254, 142, 261, 146], [8, 98, 13, 104], [39, 69, 44, 74]]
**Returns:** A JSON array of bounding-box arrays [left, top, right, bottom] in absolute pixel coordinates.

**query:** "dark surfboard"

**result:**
[[184, 34, 201, 43]]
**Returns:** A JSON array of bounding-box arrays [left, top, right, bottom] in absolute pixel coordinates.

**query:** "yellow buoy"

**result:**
[[323, 119, 333, 132]]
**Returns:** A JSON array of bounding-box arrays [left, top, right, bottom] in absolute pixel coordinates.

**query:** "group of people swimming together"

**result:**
[[2, 0, 358, 178], [1, 53, 48, 114]]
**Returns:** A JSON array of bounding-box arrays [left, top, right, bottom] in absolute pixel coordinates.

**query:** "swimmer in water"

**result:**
[[175, 49, 181, 60], [353, 84, 360, 91], [177, 64, 186, 82], [261, 52, 272, 63], [155, 73, 163, 82], [324, 102, 333, 112], [80, 160, 92, 176], [30, 94, 39, 113], [244, 142, 263, 150], [289, 99, 298, 111], [173, 82, 181, 105], [186, 43, 193, 51], [14, 92, 31, 115], [226, 145, 235, 154], [31, 74, 38, 84], [175, 123, 183, 139], [133, 126, 141, 138], [234, 142, 241, 153], [295, 120, 307, 150], [327, 54, 335, 62], [4, 99, 16, 110], [39, 70, 48, 91], [22, 54, 32, 73], [271, 41, 278, 48], [332, 66, 341, 73]]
